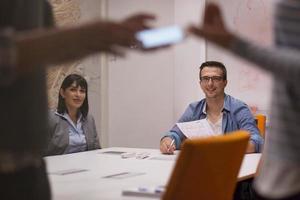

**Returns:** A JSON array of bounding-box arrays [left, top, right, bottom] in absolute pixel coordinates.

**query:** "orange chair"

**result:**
[[255, 114, 266, 138], [162, 131, 250, 200]]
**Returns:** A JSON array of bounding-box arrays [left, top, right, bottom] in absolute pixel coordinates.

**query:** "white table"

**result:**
[[45, 147, 261, 200]]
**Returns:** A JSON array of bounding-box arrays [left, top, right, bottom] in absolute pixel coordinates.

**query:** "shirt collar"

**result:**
[[202, 93, 230, 114], [223, 94, 230, 112], [202, 102, 207, 114], [55, 110, 82, 123]]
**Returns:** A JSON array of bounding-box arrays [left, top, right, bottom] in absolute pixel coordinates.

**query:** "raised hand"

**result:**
[[188, 3, 234, 48]]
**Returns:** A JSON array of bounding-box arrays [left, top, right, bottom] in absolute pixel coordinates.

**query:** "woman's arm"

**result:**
[[15, 14, 154, 74]]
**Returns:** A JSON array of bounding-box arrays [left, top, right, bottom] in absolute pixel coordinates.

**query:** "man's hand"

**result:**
[[188, 3, 234, 49], [246, 141, 256, 153], [160, 137, 176, 154]]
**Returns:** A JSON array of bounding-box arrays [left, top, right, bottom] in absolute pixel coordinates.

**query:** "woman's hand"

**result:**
[[188, 3, 235, 49]]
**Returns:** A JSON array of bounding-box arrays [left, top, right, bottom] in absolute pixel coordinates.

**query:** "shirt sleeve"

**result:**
[[161, 103, 197, 150], [0, 29, 16, 86], [235, 104, 264, 152], [91, 115, 101, 149], [231, 37, 300, 85]]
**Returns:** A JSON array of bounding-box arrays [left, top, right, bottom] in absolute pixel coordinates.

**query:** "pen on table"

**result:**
[[155, 185, 165, 193], [167, 139, 175, 152]]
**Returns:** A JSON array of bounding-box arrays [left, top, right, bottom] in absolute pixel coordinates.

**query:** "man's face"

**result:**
[[199, 67, 227, 99]]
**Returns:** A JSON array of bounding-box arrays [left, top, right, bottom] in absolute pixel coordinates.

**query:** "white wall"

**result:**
[[206, 0, 274, 121], [100, 0, 273, 148], [105, 0, 205, 148], [173, 0, 206, 118], [73, 0, 103, 147]]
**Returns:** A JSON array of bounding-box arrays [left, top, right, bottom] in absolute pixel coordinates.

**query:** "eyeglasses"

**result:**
[[200, 76, 224, 83]]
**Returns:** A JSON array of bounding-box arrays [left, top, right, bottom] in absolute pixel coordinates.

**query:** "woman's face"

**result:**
[[60, 82, 86, 111]]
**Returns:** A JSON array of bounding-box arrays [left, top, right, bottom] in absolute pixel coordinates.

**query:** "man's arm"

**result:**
[[160, 128, 185, 154], [246, 141, 256, 153], [235, 104, 264, 153], [160, 102, 199, 154]]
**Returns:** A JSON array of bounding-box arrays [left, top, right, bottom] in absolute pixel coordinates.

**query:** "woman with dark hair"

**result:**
[[45, 74, 100, 156]]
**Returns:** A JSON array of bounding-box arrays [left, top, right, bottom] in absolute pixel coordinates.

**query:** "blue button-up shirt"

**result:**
[[165, 94, 264, 152], [55, 112, 87, 154]]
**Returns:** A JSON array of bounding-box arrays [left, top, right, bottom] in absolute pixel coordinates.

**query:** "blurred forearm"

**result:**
[[15, 21, 122, 73], [246, 141, 255, 153]]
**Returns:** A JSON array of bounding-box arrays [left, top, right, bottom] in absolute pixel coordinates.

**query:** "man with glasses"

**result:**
[[160, 61, 263, 199], [160, 61, 263, 154]]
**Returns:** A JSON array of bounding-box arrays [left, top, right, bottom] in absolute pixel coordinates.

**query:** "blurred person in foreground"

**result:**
[[0, 0, 155, 199], [189, 1, 300, 199]]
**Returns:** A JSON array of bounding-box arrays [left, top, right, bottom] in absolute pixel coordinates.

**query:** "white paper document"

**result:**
[[176, 119, 216, 138]]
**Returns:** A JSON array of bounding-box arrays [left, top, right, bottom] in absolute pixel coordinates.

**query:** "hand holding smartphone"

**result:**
[[135, 25, 185, 48]]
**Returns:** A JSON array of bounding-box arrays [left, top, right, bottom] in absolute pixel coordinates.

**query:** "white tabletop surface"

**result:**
[[45, 147, 261, 200]]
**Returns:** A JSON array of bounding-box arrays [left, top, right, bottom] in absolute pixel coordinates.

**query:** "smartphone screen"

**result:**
[[136, 25, 184, 48]]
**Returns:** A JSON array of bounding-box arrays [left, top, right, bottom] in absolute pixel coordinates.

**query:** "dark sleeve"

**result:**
[[44, 0, 55, 27], [43, 111, 59, 156], [0, 30, 16, 86], [234, 104, 264, 152], [91, 116, 101, 149], [162, 103, 199, 149], [86, 115, 101, 150]]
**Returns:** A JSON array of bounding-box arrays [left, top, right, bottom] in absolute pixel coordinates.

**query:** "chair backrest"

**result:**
[[162, 131, 250, 200], [255, 114, 266, 138]]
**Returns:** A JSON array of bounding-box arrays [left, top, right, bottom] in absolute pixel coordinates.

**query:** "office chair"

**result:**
[[162, 131, 250, 200], [255, 114, 266, 138]]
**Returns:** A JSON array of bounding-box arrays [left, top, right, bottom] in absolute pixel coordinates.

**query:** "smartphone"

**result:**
[[136, 25, 184, 48]]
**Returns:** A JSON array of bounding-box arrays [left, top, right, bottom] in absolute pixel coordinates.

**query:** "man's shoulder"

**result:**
[[183, 99, 206, 119], [225, 94, 247, 104], [224, 94, 248, 110], [188, 99, 206, 109]]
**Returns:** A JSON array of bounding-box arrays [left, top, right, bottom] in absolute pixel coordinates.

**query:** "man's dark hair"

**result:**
[[199, 61, 227, 80], [57, 74, 89, 119]]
